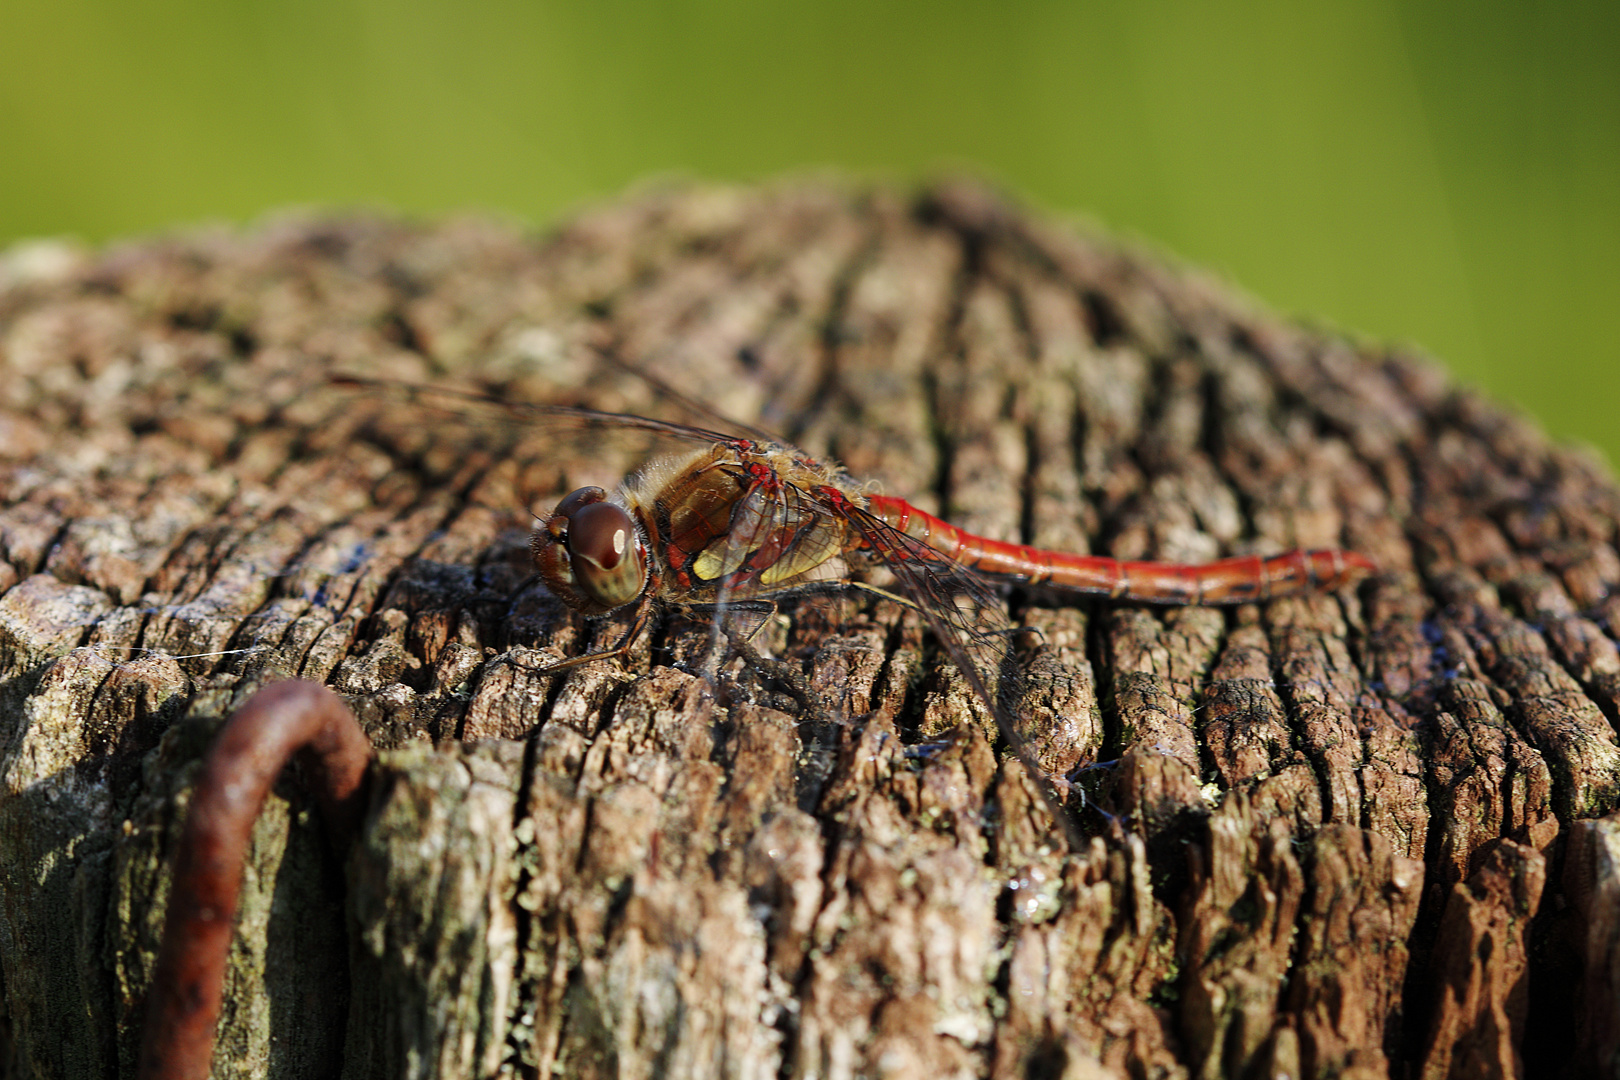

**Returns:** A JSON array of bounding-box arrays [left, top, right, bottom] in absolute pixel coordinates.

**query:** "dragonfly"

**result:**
[[336, 374, 1375, 782], [528, 422, 1375, 661]]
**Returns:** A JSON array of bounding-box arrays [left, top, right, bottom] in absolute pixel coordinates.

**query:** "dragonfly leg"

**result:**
[[660, 594, 779, 681], [502, 570, 547, 612], [841, 579, 925, 613], [719, 618, 836, 727], [682, 598, 778, 641], [524, 594, 655, 675], [838, 579, 1039, 657]]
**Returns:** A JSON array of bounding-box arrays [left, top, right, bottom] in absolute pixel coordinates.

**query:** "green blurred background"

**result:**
[[3, 1, 1616, 465]]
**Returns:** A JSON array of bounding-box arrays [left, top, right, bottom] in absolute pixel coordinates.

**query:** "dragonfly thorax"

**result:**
[[531, 486, 650, 615]]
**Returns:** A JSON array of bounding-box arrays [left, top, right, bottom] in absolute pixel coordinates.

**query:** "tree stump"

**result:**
[[1, 182, 1617, 1079]]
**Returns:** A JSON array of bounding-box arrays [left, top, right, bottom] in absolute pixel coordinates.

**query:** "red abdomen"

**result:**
[[865, 495, 1373, 604]]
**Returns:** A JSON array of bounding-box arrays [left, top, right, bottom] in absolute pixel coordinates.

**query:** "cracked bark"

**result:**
[[1, 181, 1617, 1079]]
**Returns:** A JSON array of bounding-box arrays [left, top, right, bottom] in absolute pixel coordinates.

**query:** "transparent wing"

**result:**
[[328, 375, 774, 546], [695, 476, 847, 589], [331, 374, 748, 448], [835, 499, 1016, 696], [833, 497, 1081, 848], [685, 465, 852, 677]]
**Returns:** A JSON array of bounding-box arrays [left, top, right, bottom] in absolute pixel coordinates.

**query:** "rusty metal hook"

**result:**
[[136, 680, 372, 1080]]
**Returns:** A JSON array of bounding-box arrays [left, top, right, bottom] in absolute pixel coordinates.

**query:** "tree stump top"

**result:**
[[2, 181, 1618, 1078]]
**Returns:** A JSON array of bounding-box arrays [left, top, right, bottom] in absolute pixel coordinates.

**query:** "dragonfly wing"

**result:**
[[692, 476, 847, 590], [691, 488, 769, 581], [838, 501, 1015, 667], [332, 375, 745, 448], [673, 473, 863, 695], [835, 498, 1082, 846], [677, 468, 826, 677], [756, 488, 845, 587]]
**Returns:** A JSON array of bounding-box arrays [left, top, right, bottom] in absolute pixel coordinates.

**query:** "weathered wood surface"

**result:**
[[1, 182, 1617, 1079]]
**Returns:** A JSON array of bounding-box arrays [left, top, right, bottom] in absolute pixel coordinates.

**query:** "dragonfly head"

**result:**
[[532, 486, 649, 615]]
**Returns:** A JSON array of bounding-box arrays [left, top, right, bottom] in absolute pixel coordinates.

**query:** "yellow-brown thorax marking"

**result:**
[[626, 444, 856, 604]]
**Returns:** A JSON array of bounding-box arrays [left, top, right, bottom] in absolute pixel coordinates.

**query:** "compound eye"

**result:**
[[552, 486, 607, 520], [567, 502, 632, 570], [563, 500, 645, 609], [550, 485, 612, 537]]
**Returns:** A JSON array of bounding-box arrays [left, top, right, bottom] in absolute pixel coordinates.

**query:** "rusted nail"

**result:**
[[136, 679, 372, 1080]]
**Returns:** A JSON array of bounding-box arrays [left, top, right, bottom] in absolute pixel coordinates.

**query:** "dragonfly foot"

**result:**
[[722, 625, 835, 727]]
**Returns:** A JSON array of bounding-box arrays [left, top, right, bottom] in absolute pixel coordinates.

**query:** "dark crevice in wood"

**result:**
[[794, 219, 881, 450], [1079, 290, 1128, 349]]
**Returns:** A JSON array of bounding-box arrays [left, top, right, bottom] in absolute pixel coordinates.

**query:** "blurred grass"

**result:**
[[2, 0, 1615, 466]]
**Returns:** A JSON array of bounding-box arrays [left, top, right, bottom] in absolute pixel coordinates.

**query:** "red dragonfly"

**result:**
[[529, 422, 1374, 660], [338, 376, 1374, 732]]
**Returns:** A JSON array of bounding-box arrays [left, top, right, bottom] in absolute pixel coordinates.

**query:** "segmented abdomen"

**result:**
[[866, 494, 1374, 604]]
